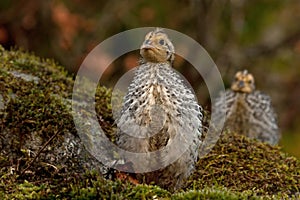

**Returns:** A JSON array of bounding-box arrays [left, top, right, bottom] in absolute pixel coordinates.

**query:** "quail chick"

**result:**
[[215, 70, 280, 145], [116, 28, 203, 191]]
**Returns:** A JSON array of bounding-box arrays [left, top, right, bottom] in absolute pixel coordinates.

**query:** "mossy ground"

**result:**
[[0, 46, 299, 199]]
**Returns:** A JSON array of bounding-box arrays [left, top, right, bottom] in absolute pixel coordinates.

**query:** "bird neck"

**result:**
[[139, 58, 172, 66]]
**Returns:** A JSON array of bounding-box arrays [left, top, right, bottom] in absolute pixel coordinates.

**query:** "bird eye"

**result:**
[[159, 39, 165, 45]]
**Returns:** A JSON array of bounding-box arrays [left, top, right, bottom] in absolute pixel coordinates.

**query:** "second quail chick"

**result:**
[[215, 70, 280, 145]]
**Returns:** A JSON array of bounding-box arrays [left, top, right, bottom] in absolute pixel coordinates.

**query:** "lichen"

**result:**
[[0, 46, 299, 199]]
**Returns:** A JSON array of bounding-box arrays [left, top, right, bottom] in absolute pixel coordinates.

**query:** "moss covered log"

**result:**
[[0, 46, 299, 199]]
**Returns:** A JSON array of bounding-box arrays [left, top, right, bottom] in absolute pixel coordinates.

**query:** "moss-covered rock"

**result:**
[[0, 46, 299, 199], [0, 46, 107, 187]]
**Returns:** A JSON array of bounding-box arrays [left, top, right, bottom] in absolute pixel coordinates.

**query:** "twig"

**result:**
[[18, 130, 60, 178]]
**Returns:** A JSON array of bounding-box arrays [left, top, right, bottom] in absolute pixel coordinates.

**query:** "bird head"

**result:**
[[140, 28, 175, 63], [231, 70, 255, 93]]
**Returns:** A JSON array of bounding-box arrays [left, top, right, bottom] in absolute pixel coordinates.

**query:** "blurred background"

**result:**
[[0, 0, 299, 158]]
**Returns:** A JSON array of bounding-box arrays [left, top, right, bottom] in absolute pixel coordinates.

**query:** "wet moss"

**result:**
[[0, 46, 299, 199]]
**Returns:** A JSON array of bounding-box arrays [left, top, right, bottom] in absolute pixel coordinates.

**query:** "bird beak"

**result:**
[[141, 43, 154, 50], [238, 81, 245, 88], [141, 39, 155, 50]]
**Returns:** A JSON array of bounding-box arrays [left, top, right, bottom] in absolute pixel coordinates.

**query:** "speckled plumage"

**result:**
[[215, 70, 280, 145], [116, 28, 203, 191]]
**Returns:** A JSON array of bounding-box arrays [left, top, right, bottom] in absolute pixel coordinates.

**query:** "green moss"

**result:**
[[187, 132, 300, 197], [0, 46, 299, 199], [0, 46, 74, 157], [173, 186, 261, 200]]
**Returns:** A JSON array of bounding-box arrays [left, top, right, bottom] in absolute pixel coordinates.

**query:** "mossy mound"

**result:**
[[0, 46, 299, 199], [0, 46, 109, 187], [187, 132, 300, 197]]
